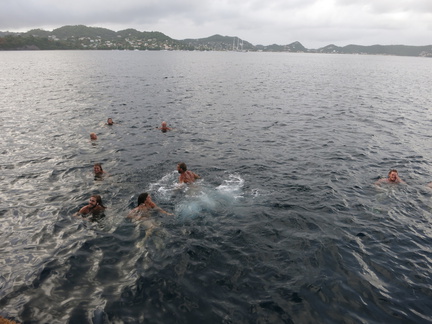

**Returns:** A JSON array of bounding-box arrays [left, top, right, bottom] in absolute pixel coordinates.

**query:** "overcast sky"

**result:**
[[1, 0, 431, 48]]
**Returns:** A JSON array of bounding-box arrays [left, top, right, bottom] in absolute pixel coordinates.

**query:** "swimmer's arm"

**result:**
[[395, 175, 406, 184], [128, 213, 144, 221], [154, 205, 174, 216], [77, 206, 90, 215], [193, 172, 201, 180], [374, 178, 387, 186], [127, 208, 141, 220], [74, 209, 92, 220]]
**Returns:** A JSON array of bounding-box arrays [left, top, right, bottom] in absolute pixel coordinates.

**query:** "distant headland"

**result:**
[[1, 25, 431, 57]]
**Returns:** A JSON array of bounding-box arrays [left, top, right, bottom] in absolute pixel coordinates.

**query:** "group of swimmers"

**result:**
[[89, 118, 116, 141], [76, 120, 200, 222], [80, 118, 414, 222], [77, 162, 200, 221], [89, 119, 172, 141]]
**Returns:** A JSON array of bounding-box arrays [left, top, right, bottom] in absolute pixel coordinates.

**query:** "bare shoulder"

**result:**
[[79, 206, 90, 214], [127, 208, 139, 219]]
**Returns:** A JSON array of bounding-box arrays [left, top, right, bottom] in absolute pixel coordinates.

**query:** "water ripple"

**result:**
[[0, 51, 432, 323]]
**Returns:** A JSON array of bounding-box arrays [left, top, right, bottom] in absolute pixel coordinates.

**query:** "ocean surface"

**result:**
[[1, 50, 432, 324]]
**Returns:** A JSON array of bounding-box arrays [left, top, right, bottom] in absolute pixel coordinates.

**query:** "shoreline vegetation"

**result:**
[[1, 25, 432, 57]]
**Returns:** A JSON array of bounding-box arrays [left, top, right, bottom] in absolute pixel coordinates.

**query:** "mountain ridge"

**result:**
[[1, 25, 431, 57]]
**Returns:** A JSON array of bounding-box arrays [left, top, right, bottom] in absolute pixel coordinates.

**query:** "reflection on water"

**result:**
[[1, 51, 432, 323]]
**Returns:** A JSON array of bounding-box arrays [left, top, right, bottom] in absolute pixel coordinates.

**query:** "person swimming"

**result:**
[[94, 163, 104, 175], [90, 132, 98, 140], [177, 162, 201, 184], [76, 194, 106, 221], [93, 163, 106, 180], [158, 121, 172, 132], [106, 118, 114, 125], [375, 169, 405, 185], [127, 192, 174, 220]]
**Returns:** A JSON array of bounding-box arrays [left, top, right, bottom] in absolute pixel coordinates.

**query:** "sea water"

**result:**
[[1, 50, 432, 323]]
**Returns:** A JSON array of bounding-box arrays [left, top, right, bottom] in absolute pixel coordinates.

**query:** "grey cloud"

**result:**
[[335, 0, 432, 14], [0, 0, 431, 47]]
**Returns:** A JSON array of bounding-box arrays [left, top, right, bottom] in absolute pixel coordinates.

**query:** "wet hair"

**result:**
[[90, 132, 97, 140], [178, 162, 187, 172], [107, 118, 113, 125], [137, 193, 149, 206], [91, 195, 105, 208], [388, 169, 398, 176], [94, 163, 103, 173]]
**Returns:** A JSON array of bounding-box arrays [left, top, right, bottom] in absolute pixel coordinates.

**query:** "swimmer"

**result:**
[[127, 192, 174, 220], [76, 194, 106, 219], [177, 162, 201, 184], [106, 118, 114, 125], [93, 163, 106, 179], [90, 132, 98, 140], [157, 121, 172, 132], [375, 169, 405, 185]]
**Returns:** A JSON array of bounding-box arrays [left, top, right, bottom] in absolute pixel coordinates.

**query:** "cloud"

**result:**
[[336, 0, 432, 14], [1, 0, 431, 47]]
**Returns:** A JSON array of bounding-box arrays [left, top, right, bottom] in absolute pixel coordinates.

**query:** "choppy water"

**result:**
[[1, 50, 432, 323]]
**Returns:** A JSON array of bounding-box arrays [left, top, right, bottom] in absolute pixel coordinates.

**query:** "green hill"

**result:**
[[1, 24, 432, 56], [52, 25, 117, 39]]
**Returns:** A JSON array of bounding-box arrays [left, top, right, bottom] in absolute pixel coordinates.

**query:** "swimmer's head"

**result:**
[[94, 163, 103, 175], [90, 194, 104, 207], [162, 121, 167, 127], [137, 192, 149, 205], [177, 162, 187, 173], [388, 169, 398, 182], [90, 132, 97, 140], [107, 118, 114, 125]]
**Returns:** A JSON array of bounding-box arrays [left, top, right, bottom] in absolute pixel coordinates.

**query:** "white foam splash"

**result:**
[[146, 172, 247, 219], [216, 173, 244, 198]]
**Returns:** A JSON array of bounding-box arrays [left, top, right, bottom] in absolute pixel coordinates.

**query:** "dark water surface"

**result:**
[[1, 51, 432, 323]]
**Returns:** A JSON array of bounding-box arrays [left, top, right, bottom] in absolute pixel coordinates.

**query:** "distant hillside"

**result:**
[[50, 25, 117, 39], [315, 44, 432, 57], [182, 34, 255, 51], [1, 25, 184, 50], [255, 41, 307, 52], [1, 25, 432, 56], [117, 29, 173, 42], [25, 29, 51, 37]]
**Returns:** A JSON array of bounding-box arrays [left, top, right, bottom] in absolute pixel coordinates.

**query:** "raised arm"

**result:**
[[154, 204, 174, 216], [395, 174, 406, 184]]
